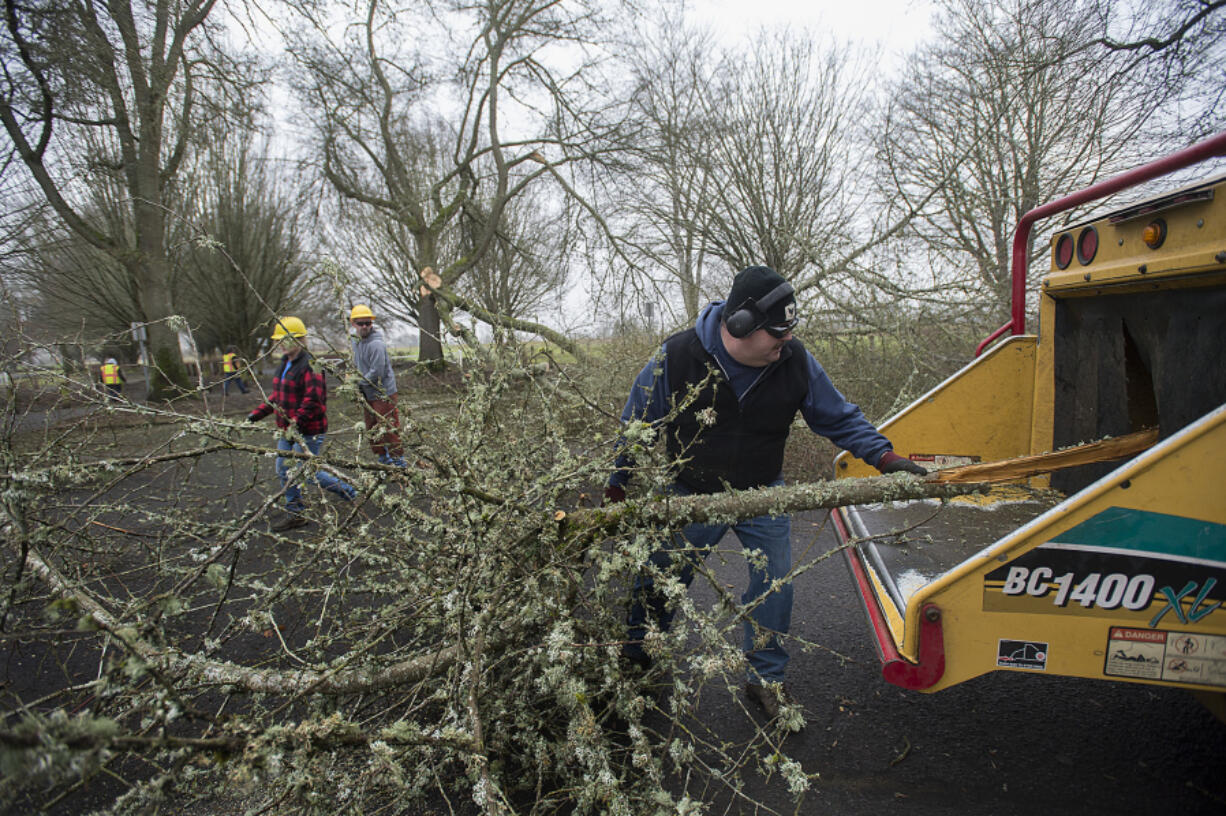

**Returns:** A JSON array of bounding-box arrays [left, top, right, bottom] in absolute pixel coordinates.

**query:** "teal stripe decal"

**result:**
[[1050, 507, 1226, 563]]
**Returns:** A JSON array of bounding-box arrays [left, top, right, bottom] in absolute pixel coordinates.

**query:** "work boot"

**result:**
[[744, 681, 796, 719], [378, 452, 408, 468], [270, 512, 308, 533]]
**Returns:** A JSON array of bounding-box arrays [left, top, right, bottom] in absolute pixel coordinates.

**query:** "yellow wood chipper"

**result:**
[[835, 133, 1226, 718]]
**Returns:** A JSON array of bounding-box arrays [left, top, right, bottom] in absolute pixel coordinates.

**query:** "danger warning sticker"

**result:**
[[1104, 628, 1164, 680], [1104, 627, 1226, 687]]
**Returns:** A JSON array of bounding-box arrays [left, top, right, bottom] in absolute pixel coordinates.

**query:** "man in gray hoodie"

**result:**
[[350, 304, 407, 467]]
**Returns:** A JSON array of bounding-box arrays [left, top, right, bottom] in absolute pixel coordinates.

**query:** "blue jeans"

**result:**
[[626, 480, 793, 683], [276, 435, 356, 512], [222, 372, 248, 395]]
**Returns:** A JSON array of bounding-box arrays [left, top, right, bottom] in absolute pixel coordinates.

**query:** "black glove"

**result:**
[[878, 451, 927, 476], [245, 413, 259, 423], [602, 484, 626, 506]]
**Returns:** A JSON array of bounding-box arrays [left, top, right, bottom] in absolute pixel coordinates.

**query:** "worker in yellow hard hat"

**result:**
[[248, 316, 357, 531], [269, 315, 308, 342], [349, 304, 407, 468]]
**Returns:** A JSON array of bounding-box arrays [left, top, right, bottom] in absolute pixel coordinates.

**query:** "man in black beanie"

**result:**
[[605, 265, 925, 721]]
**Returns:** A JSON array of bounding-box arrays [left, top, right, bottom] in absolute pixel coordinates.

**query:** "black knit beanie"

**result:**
[[725, 265, 794, 324]]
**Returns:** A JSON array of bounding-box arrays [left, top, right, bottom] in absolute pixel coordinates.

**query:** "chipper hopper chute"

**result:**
[[835, 133, 1226, 718]]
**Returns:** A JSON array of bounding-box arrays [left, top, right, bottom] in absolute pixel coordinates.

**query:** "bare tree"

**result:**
[[602, 24, 882, 326], [1092, 0, 1225, 57], [698, 29, 875, 294], [609, 20, 722, 322], [334, 207, 429, 329], [173, 132, 323, 359], [331, 183, 577, 355], [318, 119, 465, 334], [0, 158, 47, 283], [876, 0, 1197, 325], [8, 174, 159, 358], [286, 0, 626, 365], [4, 129, 313, 366], [0, 0, 258, 396], [1089, 0, 1226, 140], [457, 187, 572, 324]]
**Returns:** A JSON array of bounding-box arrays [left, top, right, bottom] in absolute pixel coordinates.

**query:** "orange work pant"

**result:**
[[362, 395, 403, 458]]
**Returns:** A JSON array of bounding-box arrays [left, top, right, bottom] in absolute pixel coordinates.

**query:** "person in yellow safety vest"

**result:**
[[221, 345, 249, 395], [99, 357, 126, 400]]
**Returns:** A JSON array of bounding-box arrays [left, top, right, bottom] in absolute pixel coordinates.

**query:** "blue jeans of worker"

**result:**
[[626, 480, 793, 683], [276, 435, 356, 512], [222, 372, 248, 395]]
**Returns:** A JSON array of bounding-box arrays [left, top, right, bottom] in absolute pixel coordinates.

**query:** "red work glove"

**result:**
[[878, 451, 927, 476], [602, 484, 626, 506]]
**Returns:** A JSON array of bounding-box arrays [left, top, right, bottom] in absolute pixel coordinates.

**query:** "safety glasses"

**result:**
[[353, 320, 373, 327], [764, 317, 799, 338]]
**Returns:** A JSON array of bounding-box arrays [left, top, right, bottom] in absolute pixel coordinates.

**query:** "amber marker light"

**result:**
[[1142, 219, 1166, 249]]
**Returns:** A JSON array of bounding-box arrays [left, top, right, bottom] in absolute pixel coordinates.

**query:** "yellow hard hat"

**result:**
[[271, 316, 307, 340], [349, 304, 375, 321]]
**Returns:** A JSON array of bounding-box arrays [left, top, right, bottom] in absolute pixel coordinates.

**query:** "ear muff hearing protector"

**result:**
[[723, 281, 795, 338]]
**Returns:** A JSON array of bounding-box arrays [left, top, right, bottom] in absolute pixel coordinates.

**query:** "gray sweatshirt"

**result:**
[[352, 326, 397, 402]]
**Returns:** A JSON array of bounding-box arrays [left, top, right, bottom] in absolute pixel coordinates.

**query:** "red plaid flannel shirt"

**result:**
[[248, 353, 328, 436]]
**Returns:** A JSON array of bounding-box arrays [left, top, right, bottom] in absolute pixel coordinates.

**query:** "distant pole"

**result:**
[[130, 322, 150, 401], [644, 300, 654, 332]]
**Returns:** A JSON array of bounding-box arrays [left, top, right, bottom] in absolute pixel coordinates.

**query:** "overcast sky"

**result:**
[[692, 0, 936, 69]]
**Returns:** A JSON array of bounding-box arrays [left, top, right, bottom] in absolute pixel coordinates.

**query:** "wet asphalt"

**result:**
[[7, 389, 1223, 814], [683, 509, 1226, 815]]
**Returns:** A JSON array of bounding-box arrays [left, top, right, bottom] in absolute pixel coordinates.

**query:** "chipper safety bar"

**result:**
[[835, 133, 1226, 706]]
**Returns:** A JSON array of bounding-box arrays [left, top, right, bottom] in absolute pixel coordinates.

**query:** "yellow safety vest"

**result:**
[[223, 352, 239, 373], [101, 363, 121, 385]]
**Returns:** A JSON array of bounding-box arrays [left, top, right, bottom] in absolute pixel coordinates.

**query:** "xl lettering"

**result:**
[[1148, 577, 1221, 628]]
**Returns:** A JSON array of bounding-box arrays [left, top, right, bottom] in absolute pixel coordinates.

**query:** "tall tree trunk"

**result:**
[[415, 237, 445, 365], [680, 264, 700, 320], [138, 275, 190, 398], [133, 198, 190, 398], [417, 294, 443, 365]]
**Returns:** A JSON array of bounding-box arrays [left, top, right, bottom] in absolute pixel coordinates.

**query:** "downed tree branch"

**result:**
[[9, 430, 1154, 700], [0, 713, 479, 755], [927, 428, 1159, 484], [0, 436, 407, 490], [12, 536, 466, 695], [563, 474, 987, 538], [8, 475, 986, 697]]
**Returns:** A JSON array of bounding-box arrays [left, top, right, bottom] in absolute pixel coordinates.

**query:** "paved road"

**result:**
[[686, 509, 1226, 815], [7, 414, 1222, 814]]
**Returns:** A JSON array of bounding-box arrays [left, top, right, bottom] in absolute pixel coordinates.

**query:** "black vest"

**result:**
[[664, 329, 809, 493]]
